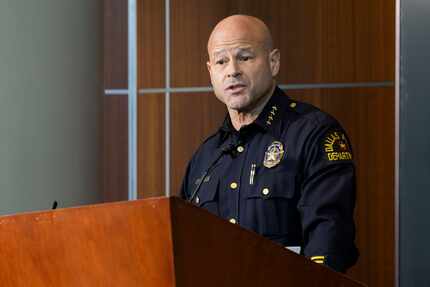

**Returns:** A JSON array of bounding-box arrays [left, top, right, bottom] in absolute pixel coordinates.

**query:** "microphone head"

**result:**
[[222, 143, 235, 153]]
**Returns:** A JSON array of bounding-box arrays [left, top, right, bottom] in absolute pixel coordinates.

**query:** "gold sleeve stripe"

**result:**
[[313, 260, 324, 264], [311, 256, 325, 260]]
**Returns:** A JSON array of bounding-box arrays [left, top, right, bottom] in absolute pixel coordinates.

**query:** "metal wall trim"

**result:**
[[105, 81, 394, 96], [395, 0, 400, 285], [164, 0, 171, 197], [139, 86, 214, 94], [128, 0, 138, 200], [278, 81, 394, 90], [105, 89, 129, 95], [137, 81, 394, 95]]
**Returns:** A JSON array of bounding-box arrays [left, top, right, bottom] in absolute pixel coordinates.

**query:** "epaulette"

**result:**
[[287, 98, 338, 127], [287, 100, 321, 116]]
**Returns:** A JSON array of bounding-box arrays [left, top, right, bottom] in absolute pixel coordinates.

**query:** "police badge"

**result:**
[[263, 141, 285, 168]]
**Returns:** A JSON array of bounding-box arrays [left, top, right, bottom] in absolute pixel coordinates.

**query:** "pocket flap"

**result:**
[[246, 173, 296, 199]]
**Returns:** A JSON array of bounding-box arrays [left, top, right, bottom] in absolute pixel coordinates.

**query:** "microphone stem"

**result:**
[[188, 149, 226, 203]]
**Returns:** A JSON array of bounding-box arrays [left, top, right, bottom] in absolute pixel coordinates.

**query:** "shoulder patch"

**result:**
[[323, 131, 353, 161]]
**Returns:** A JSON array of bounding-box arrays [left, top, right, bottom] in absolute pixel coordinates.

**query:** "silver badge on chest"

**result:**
[[263, 141, 285, 168]]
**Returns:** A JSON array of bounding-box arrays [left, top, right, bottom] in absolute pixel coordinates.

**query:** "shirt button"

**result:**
[[195, 196, 200, 204], [229, 218, 237, 224], [236, 146, 244, 153], [290, 102, 297, 108], [230, 182, 238, 189], [262, 188, 270, 196]]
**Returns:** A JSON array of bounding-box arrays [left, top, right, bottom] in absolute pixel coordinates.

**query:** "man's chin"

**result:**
[[226, 100, 250, 111], [224, 94, 250, 108]]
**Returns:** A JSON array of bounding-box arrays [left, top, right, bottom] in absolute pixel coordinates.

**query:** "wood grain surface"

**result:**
[[138, 0, 165, 89], [104, 0, 128, 89], [171, 0, 395, 87], [0, 199, 175, 287], [171, 197, 366, 287], [102, 96, 128, 202], [138, 94, 165, 198], [0, 198, 365, 286]]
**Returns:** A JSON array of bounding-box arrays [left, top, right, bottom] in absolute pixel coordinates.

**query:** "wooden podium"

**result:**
[[0, 197, 365, 286]]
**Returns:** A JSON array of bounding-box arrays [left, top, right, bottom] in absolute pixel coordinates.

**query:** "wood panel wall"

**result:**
[[137, 0, 165, 198], [138, 94, 165, 198], [104, 0, 395, 286], [171, 0, 394, 86], [103, 0, 128, 201]]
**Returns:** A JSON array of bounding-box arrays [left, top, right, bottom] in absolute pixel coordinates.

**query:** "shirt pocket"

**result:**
[[244, 173, 299, 237]]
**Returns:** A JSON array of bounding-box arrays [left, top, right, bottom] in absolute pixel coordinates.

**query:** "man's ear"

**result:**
[[206, 61, 212, 75], [269, 49, 280, 77]]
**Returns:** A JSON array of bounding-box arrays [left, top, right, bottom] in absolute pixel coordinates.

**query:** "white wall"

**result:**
[[0, 0, 102, 214]]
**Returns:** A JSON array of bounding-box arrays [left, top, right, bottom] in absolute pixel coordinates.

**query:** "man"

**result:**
[[180, 15, 358, 272]]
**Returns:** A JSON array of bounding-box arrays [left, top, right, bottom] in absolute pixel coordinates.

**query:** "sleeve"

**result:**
[[297, 119, 359, 272]]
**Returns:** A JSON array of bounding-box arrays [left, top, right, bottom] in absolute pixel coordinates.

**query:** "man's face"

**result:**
[[207, 41, 279, 112]]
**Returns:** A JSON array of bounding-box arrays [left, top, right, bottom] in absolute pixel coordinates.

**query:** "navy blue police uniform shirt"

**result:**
[[180, 87, 359, 272]]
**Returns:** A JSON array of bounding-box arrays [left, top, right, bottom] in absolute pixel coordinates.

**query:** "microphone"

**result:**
[[188, 142, 239, 203], [221, 142, 239, 154]]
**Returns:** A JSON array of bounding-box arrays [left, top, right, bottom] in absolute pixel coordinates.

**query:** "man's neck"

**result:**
[[228, 84, 276, 131]]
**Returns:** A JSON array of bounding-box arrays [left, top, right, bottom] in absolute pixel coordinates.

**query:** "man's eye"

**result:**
[[216, 59, 226, 65], [239, 56, 251, 61]]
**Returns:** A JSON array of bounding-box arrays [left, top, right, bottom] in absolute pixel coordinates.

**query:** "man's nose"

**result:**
[[227, 60, 241, 78]]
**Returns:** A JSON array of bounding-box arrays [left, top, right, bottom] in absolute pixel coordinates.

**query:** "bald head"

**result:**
[[208, 15, 273, 53], [206, 15, 280, 118]]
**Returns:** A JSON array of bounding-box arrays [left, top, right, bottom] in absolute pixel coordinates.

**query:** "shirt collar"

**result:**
[[254, 86, 285, 130], [218, 86, 291, 142]]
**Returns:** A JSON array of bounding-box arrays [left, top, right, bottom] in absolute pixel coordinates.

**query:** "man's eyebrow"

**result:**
[[235, 47, 254, 53], [212, 50, 227, 58], [212, 47, 254, 58]]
